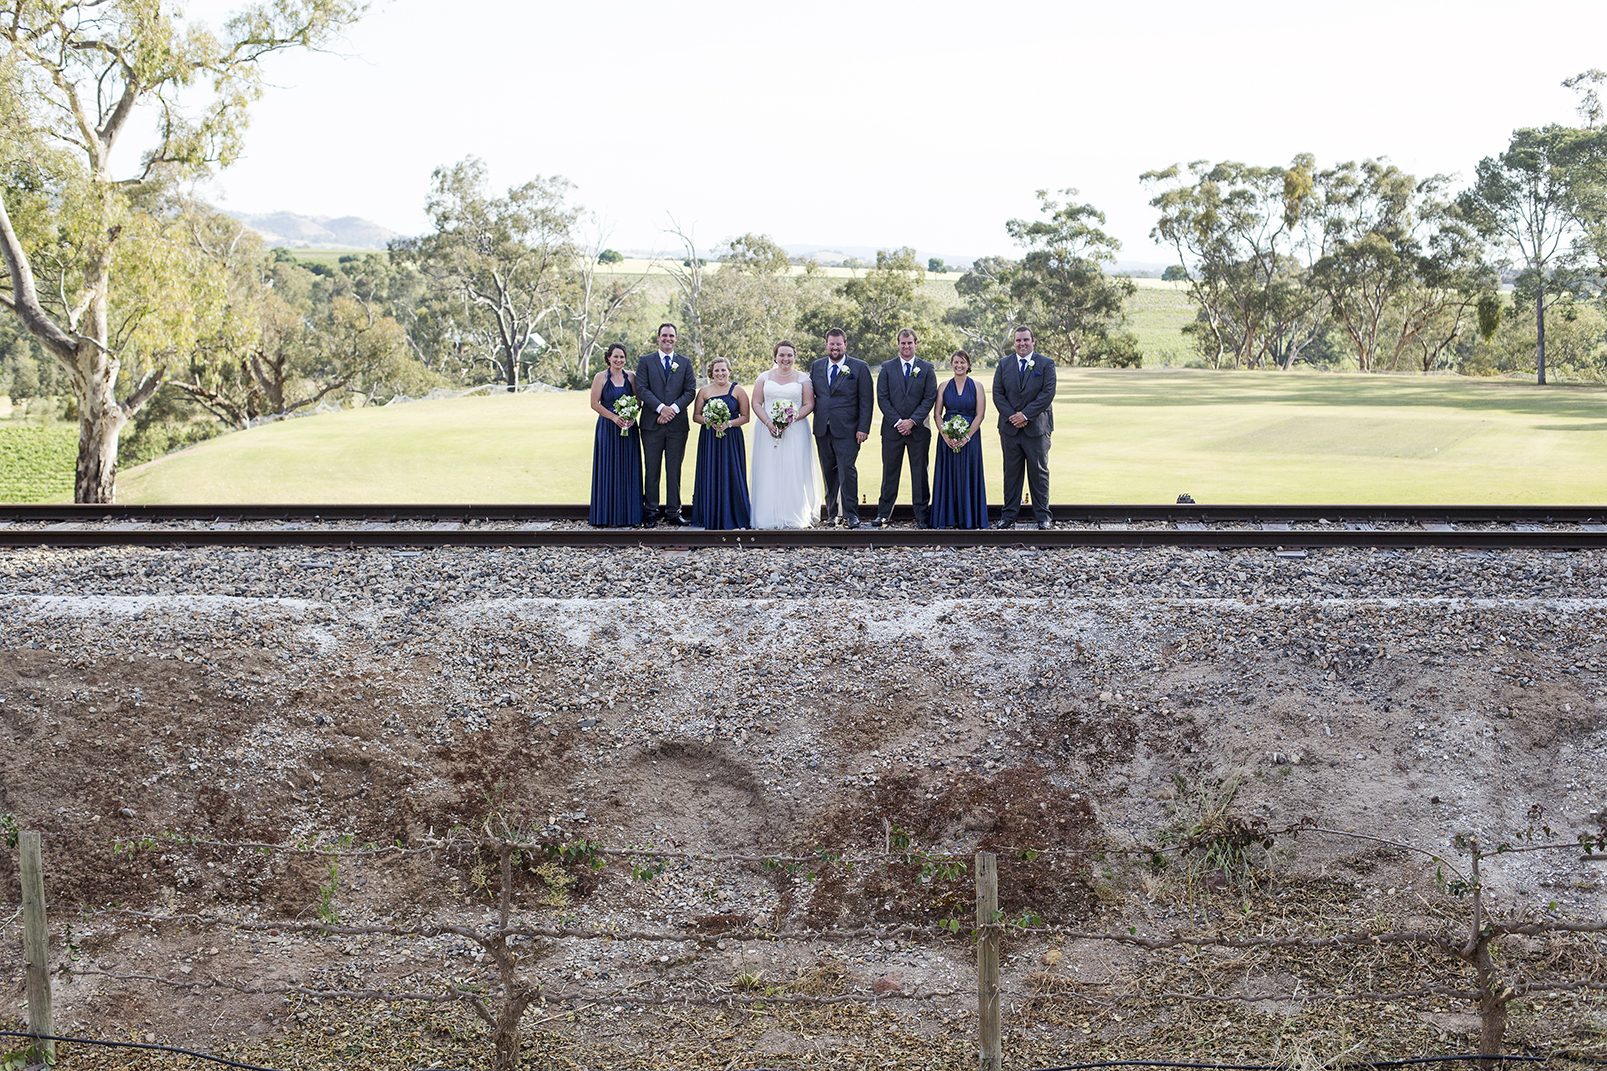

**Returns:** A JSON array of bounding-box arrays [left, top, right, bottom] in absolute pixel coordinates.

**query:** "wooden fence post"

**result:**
[[20, 830, 54, 1060], [976, 850, 1000, 1071]]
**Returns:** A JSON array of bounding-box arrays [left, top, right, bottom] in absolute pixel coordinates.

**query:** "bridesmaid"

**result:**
[[930, 349, 989, 529], [689, 357, 753, 530], [588, 343, 644, 527]]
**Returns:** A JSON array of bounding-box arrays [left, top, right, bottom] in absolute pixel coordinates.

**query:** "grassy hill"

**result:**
[[92, 370, 1607, 505]]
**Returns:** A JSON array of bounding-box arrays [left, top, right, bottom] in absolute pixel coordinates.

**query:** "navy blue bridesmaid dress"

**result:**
[[690, 389, 751, 530], [931, 377, 989, 529], [589, 374, 644, 526]]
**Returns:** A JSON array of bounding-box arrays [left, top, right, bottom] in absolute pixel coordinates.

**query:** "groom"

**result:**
[[809, 328, 872, 527], [635, 323, 696, 526]]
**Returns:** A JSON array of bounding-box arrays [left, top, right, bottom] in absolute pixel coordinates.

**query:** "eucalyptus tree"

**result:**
[[560, 220, 652, 384], [696, 232, 826, 380], [1310, 160, 1492, 372], [808, 246, 959, 366], [1004, 188, 1137, 366], [0, 0, 365, 502], [946, 255, 1025, 366], [1458, 126, 1590, 386], [1143, 157, 1326, 369], [392, 157, 579, 389]]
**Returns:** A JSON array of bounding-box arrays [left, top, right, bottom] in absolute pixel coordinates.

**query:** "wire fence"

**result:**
[[3, 822, 1605, 1071]]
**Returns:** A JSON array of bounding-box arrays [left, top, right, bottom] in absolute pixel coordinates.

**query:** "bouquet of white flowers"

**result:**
[[767, 399, 796, 448], [612, 395, 641, 436], [703, 397, 732, 438], [940, 413, 970, 452]]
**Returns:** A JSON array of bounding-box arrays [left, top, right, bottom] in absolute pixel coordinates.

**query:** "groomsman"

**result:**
[[992, 325, 1056, 530], [872, 328, 937, 528], [635, 323, 696, 525], [809, 328, 873, 527]]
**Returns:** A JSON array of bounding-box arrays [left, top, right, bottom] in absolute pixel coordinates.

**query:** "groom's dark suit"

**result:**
[[635, 349, 696, 522], [874, 356, 938, 526], [992, 350, 1056, 526], [809, 355, 873, 525]]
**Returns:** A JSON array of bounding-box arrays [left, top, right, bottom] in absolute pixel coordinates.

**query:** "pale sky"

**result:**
[[171, 0, 1607, 265]]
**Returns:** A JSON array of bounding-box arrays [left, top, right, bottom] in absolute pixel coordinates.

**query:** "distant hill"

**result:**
[[226, 210, 401, 250]]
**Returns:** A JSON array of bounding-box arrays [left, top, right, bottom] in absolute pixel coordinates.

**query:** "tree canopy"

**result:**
[[0, 0, 366, 501]]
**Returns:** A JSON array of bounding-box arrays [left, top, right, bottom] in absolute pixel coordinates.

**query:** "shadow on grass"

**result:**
[[1060, 369, 1607, 419]]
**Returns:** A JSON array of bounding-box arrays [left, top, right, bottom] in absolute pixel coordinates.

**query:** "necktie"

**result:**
[[829, 364, 839, 387], [1019, 357, 1029, 378], [663, 355, 672, 375], [903, 362, 910, 381]]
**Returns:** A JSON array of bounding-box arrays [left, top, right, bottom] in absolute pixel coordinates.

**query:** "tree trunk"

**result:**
[[1535, 281, 1547, 386], [490, 987, 535, 1071], [1472, 936, 1508, 1069], [75, 397, 125, 503]]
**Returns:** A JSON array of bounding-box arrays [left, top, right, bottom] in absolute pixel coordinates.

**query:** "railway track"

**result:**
[[0, 503, 1604, 549]]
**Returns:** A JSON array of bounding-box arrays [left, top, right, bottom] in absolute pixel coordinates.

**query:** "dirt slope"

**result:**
[[1, 544, 1604, 1067]]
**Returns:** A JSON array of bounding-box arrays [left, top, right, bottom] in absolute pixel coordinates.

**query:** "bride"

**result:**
[[749, 339, 820, 528]]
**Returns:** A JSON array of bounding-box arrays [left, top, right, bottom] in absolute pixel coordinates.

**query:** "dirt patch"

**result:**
[[1, 568, 1605, 1066]]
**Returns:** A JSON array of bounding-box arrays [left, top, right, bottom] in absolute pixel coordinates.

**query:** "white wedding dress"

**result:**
[[749, 373, 820, 528]]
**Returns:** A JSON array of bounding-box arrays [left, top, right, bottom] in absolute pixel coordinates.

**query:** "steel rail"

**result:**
[[0, 503, 1603, 549], [1, 503, 1605, 524]]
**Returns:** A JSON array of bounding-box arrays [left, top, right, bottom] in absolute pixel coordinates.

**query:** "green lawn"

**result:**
[[99, 370, 1607, 505]]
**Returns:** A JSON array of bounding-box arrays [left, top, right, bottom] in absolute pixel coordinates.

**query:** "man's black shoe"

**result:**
[[1038, 520, 1054, 531], [870, 516, 890, 528], [997, 519, 1016, 530], [665, 513, 689, 527], [843, 518, 861, 529]]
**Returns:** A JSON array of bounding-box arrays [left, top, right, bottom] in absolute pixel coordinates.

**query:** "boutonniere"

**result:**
[[911, 366, 922, 377]]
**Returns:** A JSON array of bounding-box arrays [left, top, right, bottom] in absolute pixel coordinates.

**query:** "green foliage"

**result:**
[[0, 812, 18, 848], [391, 156, 580, 389], [947, 256, 1024, 365], [317, 858, 340, 924], [1467, 294, 1607, 380], [1162, 265, 1190, 281], [1477, 293, 1504, 342], [1459, 125, 1595, 384], [1157, 774, 1275, 892], [0, 0, 367, 502], [0, 425, 76, 502], [802, 247, 961, 367], [0, 1042, 56, 1069], [697, 233, 831, 380], [1310, 159, 1491, 373], [1144, 156, 1327, 370], [928, 257, 947, 273], [597, 249, 623, 264], [1005, 189, 1139, 367]]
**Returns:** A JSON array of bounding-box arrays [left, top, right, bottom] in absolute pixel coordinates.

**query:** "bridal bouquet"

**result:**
[[940, 413, 970, 451], [703, 398, 732, 438], [767, 399, 796, 447], [612, 395, 641, 436]]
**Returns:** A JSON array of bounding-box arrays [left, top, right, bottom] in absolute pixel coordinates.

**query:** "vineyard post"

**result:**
[[976, 850, 1000, 1071], [20, 830, 54, 1060]]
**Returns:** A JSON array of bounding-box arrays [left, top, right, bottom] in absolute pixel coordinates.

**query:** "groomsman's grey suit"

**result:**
[[809, 342, 873, 527], [992, 335, 1056, 528], [873, 351, 938, 527], [635, 343, 696, 524]]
